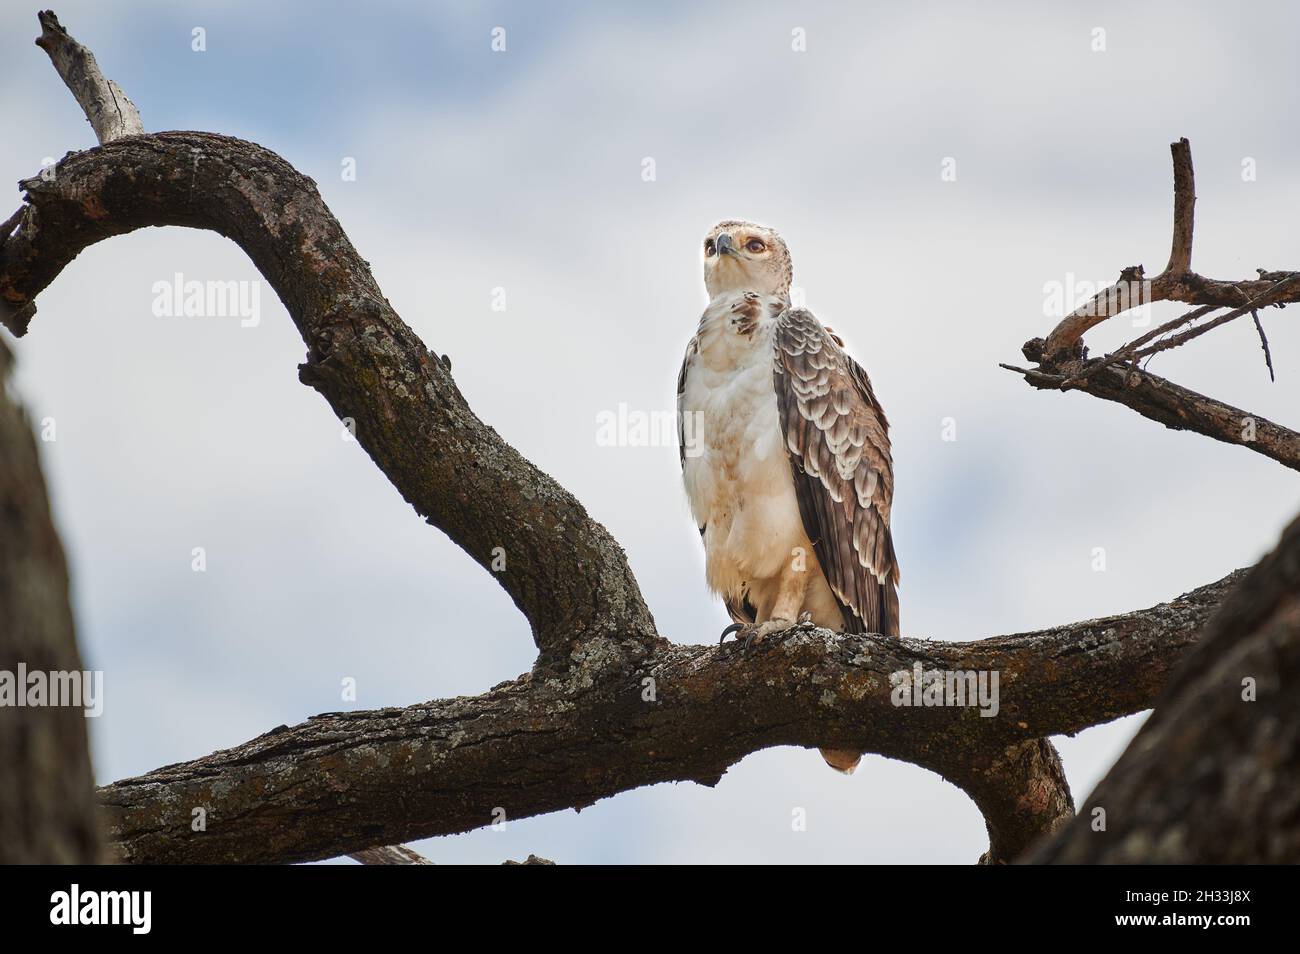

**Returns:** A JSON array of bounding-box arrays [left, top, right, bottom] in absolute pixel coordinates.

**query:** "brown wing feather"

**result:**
[[773, 308, 899, 636], [676, 335, 698, 471]]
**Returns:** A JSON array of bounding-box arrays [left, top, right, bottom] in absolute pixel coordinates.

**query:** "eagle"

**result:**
[[676, 220, 899, 774]]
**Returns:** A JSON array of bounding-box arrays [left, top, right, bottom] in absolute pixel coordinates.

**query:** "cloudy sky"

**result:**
[[2, 0, 1297, 863]]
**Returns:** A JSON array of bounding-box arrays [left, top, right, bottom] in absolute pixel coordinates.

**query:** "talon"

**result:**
[[747, 618, 794, 650], [719, 622, 745, 645]]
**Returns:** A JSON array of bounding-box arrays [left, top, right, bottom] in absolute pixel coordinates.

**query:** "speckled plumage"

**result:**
[[774, 307, 899, 636]]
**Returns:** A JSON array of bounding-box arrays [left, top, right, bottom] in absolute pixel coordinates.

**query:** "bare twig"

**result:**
[[1053, 303, 1222, 390], [1251, 308, 1276, 381], [1123, 274, 1298, 364], [1062, 274, 1297, 390], [1123, 303, 1221, 356], [34, 10, 143, 144]]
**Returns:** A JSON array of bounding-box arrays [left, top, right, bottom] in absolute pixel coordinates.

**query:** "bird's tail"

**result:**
[[819, 748, 862, 774], [822, 583, 899, 774]]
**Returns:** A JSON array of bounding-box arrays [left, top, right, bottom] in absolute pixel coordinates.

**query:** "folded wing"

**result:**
[[773, 308, 899, 636]]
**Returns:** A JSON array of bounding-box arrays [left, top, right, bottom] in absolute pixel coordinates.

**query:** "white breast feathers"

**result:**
[[678, 291, 839, 625]]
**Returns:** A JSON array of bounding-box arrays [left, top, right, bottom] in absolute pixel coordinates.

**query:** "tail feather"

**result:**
[[819, 747, 862, 774], [823, 579, 895, 774]]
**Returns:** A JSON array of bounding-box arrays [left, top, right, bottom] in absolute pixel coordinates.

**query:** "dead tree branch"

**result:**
[[94, 572, 1235, 864], [1003, 362, 1300, 471], [34, 10, 143, 144], [1037, 140, 1300, 359], [1007, 139, 1300, 472]]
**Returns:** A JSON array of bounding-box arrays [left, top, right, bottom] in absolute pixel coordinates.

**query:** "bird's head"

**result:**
[[702, 220, 792, 299]]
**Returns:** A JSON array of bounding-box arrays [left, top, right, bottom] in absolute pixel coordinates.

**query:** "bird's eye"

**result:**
[[704, 240, 716, 256], [745, 239, 766, 253]]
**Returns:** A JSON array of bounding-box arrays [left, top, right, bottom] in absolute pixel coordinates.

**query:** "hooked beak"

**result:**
[[715, 232, 736, 257]]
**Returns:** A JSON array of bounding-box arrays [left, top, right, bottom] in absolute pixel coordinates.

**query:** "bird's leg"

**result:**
[[721, 559, 811, 650], [761, 555, 811, 637]]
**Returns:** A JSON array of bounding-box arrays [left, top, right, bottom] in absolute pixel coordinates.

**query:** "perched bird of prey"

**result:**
[[676, 220, 899, 773]]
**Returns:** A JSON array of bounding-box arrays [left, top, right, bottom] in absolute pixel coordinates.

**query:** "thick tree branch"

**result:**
[[34, 10, 143, 144], [1031, 514, 1300, 863], [0, 132, 658, 670], [96, 572, 1237, 864], [0, 338, 102, 862], [969, 738, 1074, 864]]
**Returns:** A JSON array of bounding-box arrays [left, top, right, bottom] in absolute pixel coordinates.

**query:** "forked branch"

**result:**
[[1006, 139, 1300, 472], [97, 572, 1235, 864]]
